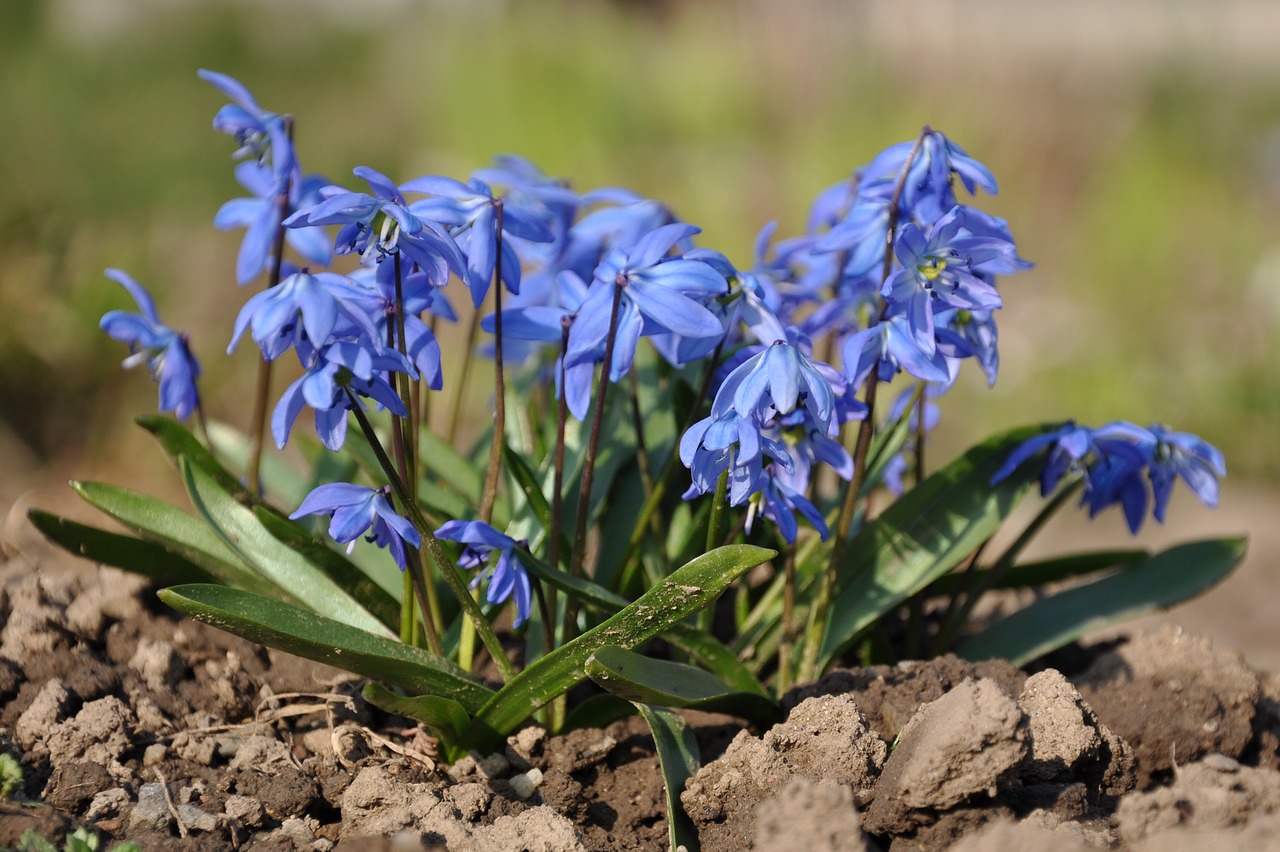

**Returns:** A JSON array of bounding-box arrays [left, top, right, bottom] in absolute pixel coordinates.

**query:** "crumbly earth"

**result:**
[[0, 548, 1277, 851]]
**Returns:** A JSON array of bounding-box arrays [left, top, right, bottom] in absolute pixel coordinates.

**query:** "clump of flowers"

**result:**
[[42, 73, 1243, 840]]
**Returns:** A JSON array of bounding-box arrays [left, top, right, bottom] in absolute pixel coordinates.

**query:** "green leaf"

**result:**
[[818, 424, 1049, 669], [418, 428, 485, 506], [179, 456, 392, 637], [137, 415, 250, 500], [158, 584, 494, 713], [634, 703, 701, 852], [27, 509, 214, 585], [464, 544, 776, 750], [70, 480, 276, 598], [957, 537, 1247, 666], [361, 682, 471, 744], [926, 549, 1150, 597], [521, 549, 629, 611], [586, 646, 781, 727], [664, 623, 770, 697], [251, 507, 402, 631]]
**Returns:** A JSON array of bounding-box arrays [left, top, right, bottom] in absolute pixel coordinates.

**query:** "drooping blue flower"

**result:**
[[198, 69, 297, 191], [290, 483, 420, 571], [214, 163, 332, 285], [405, 174, 557, 305], [715, 335, 838, 435], [228, 270, 382, 361], [271, 340, 411, 451], [435, 520, 533, 628], [990, 422, 1101, 496], [285, 167, 466, 281], [99, 268, 201, 420], [747, 465, 829, 544], [861, 128, 999, 223], [843, 312, 952, 386], [1147, 426, 1226, 522]]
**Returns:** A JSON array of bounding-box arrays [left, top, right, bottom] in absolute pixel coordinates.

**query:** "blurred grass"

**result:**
[[2, 0, 1278, 492]]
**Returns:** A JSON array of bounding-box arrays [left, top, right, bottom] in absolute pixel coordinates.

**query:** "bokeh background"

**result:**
[[2, 0, 1277, 665]]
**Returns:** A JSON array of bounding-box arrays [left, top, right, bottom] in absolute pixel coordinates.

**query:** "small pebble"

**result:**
[[142, 744, 168, 767], [474, 752, 510, 780], [508, 767, 544, 800]]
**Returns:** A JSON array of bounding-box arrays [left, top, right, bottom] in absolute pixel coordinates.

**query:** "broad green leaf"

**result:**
[[635, 704, 701, 852], [419, 428, 484, 506], [586, 646, 781, 727], [663, 623, 770, 697], [361, 682, 471, 744], [179, 457, 392, 637], [158, 584, 494, 713], [861, 394, 918, 497], [27, 509, 214, 585], [137, 415, 249, 500], [71, 480, 276, 598], [251, 507, 401, 631], [957, 537, 1246, 666], [926, 549, 1150, 597], [464, 544, 776, 750], [818, 424, 1049, 669]]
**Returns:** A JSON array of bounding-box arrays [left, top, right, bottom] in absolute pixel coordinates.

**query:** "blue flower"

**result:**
[[1148, 426, 1226, 522], [563, 222, 727, 419], [198, 69, 297, 191], [214, 163, 331, 285], [861, 129, 998, 223], [290, 483, 420, 572], [405, 174, 557, 305], [285, 167, 466, 280], [882, 206, 1009, 355], [228, 270, 382, 360], [748, 466, 828, 544], [990, 422, 1102, 496], [435, 520, 533, 628], [99, 269, 201, 420], [843, 312, 952, 386]]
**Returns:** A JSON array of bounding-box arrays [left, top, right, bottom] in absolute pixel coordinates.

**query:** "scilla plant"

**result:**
[[34, 72, 1243, 849]]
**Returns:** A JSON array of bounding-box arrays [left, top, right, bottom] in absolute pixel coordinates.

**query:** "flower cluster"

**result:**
[[95, 73, 1229, 631], [991, 421, 1226, 533]]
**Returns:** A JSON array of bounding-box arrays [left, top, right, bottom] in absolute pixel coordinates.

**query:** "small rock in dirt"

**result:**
[[446, 782, 492, 819], [15, 677, 70, 749], [132, 694, 171, 732], [279, 814, 331, 850], [45, 695, 135, 772], [683, 694, 886, 851], [177, 802, 222, 833], [172, 731, 219, 766], [236, 764, 321, 818], [143, 743, 168, 767], [506, 725, 547, 771], [447, 753, 478, 780], [482, 807, 586, 852], [85, 787, 130, 822], [128, 637, 187, 692], [1115, 758, 1280, 843], [128, 782, 174, 834], [228, 733, 296, 772], [508, 767, 544, 801], [224, 794, 267, 828], [1076, 626, 1259, 785], [863, 677, 1028, 836], [1017, 669, 1135, 796], [0, 574, 73, 664], [43, 761, 114, 812], [753, 776, 872, 852], [474, 751, 509, 780], [65, 587, 108, 640]]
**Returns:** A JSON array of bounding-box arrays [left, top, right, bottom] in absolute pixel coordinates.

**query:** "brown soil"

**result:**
[[1, 543, 1277, 850]]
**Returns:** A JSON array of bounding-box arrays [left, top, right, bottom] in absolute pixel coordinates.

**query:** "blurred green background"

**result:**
[[3, 0, 1279, 503]]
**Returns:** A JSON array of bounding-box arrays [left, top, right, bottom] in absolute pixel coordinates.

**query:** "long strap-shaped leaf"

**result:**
[[28, 509, 214, 585], [179, 456, 392, 637], [957, 537, 1246, 666], [158, 584, 495, 713], [635, 704, 702, 852], [463, 544, 775, 751], [817, 424, 1048, 669], [586, 646, 781, 727], [70, 480, 278, 598]]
